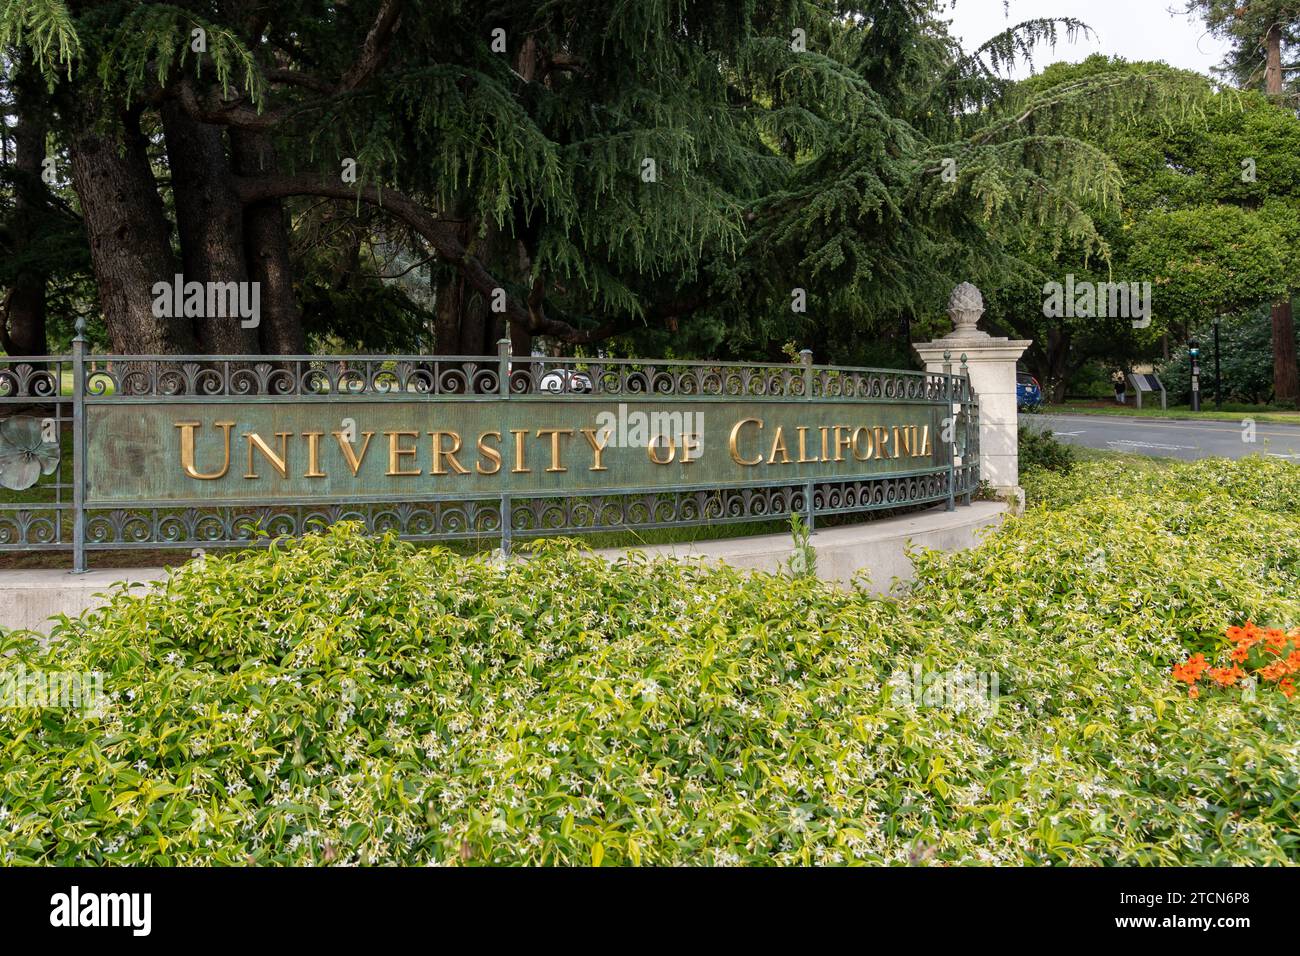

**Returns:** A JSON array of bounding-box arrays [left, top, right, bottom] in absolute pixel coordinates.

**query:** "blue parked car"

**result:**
[[1016, 371, 1043, 410]]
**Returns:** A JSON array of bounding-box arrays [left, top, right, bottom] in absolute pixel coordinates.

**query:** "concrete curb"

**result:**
[[1, 502, 1008, 633], [593, 500, 1008, 593], [1, 568, 170, 635]]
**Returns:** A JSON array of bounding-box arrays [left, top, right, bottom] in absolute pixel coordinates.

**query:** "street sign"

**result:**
[[1127, 372, 1167, 411]]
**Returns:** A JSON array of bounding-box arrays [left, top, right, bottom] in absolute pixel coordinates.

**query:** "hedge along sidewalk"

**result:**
[[0, 501, 1011, 634]]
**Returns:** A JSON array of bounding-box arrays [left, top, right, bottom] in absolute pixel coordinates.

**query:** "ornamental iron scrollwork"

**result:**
[[0, 346, 980, 566]]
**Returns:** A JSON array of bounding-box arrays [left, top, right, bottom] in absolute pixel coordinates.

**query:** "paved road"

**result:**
[[1023, 413, 1300, 462]]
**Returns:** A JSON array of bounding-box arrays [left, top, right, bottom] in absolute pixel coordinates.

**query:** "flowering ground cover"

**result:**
[[1, 455, 1297, 865]]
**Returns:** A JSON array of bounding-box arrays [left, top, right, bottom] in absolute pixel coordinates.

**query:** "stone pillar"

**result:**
[[913, 283, 1031, 506]]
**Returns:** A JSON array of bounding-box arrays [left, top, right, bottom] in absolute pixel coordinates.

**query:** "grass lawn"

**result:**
[[1070, 445, 1175, 469], [1045, 400, 1300, 425]]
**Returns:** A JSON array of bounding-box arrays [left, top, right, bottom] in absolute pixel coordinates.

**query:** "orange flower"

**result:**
[[1258, 661, 1288, 682], [1209, 666, 1244, 687], [1230, 625, 1259, 649], [1173, 654, 1208, 684], [1175, 623, 1299, 701]]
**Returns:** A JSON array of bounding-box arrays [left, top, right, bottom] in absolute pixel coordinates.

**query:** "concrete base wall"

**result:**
[[1, 502, 1007, 633], [595, 501, 1007, 593], [1, 569, 169, 637]]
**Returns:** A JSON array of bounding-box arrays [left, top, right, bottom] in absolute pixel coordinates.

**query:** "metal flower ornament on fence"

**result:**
[[0, 415, 60, 491]]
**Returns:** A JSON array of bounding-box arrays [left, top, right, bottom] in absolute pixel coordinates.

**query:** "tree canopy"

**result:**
[[1184, 0, 1300, 402], [976, 54, 1300, 401], [0, 1, 1239, 375]]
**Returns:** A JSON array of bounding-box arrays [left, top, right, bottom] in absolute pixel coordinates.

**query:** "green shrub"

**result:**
[[1159, 304, 1299, 406], [1018, 424, 1076, 475], [1064, 360, 1116, 401], [1, 457, 1297, 865]]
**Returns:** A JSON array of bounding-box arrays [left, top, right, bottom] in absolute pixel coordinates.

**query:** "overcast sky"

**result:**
[[942, 0, 1233, 77]]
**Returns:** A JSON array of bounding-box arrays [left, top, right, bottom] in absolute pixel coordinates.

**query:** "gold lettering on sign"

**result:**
[[510, 429, 531, 474], [302, 431, 326, 478], [729, 418, 763, 466], [175, 421, 235, 480], [243, 431, 290, 479], [429, 431, 469, 475], [767, 426, 791, 465], [851, 426, 874, 461], [647, 434, 675, 465], [170, 411, 936, 486], [873, 426, 891, 460], [385, 430, 421, 476], [536, 428, 573, 473], [579, 427, 610, 471], [894, 425, 912, 458], [795, 426, 818, 464], [476, 432, 502, 475], [834, 425, 852, 462], [333, 430, 374, 476]]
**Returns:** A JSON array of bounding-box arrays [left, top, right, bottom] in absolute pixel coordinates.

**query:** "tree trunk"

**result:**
[[433, 223, 469, 354], [509, 318, 532, 358], [160, 101, 260, 354], [2, 59, 50, 356], [65, 99, 195, 354], [230, 128, 306, 354], [1273, 300, 1299, 404], [435, 218, 507, 356], [1263, 24, 1299, 404], [1264, 22, 1285, 95], [1045, 325, 1071, 403]]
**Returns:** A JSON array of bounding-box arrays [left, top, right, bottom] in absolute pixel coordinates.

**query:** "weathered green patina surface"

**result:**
[[2, 340, 977, 568], [86, 398, 944, 504]]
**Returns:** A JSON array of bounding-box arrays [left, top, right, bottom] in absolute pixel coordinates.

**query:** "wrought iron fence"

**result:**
[[0, 323, 979, 571]]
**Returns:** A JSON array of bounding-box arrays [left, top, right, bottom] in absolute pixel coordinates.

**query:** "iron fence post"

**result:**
[[497, 337, 511, 397], [800, 349, 815, 531], [944, 350, 954, 512], [961, 353, 973, 505], [497, 339, 512, 554], [71, 319, 87, 574], [500, 493, 512, 558]]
